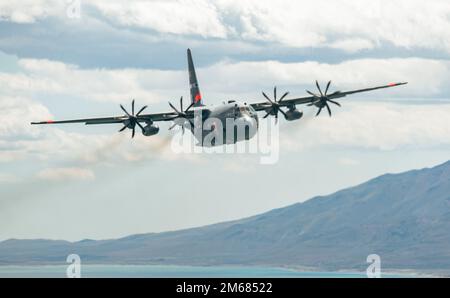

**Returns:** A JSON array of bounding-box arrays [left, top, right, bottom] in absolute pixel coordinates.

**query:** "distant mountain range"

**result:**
[[1, 161, 450, 272]]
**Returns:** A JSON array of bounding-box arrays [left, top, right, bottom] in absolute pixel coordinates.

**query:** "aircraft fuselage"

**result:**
[[188, 101, 259, 146]]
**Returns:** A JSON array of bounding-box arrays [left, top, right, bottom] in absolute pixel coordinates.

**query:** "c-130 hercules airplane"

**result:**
[[32, 49, 407, 146]]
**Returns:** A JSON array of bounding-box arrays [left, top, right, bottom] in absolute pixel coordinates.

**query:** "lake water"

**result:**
[[0, 265, 405, 278]]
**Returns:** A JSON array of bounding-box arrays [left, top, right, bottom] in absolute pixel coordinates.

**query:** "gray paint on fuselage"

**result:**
[[188, 101, 259, 146]]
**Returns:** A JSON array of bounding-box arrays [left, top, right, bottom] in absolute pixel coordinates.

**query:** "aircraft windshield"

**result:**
[[239, 106, 251, 115]]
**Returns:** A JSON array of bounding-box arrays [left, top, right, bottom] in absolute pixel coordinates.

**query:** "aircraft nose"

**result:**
[[252, 114, 259, 128], [242, 115, 258, 131]]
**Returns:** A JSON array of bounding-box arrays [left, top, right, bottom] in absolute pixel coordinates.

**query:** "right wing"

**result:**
[[250, 82, 408, 111]]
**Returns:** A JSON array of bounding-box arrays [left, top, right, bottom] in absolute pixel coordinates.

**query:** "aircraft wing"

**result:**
[[31, 111, 178, 125], [250, 82, 407, 111]]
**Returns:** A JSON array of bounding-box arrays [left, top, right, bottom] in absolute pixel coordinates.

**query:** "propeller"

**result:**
[[262, 86, 289, 124], [118, 99, 147, 138], [306, 80, 341, 117], [168, 96, 194, 134]]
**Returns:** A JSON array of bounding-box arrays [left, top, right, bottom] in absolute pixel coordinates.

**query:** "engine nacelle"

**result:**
[[142, 123, 159, 136], [284, 108, 303, 121]]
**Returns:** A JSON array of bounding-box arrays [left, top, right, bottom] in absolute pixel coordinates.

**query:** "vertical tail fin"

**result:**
[[187, 49, 203, 107]]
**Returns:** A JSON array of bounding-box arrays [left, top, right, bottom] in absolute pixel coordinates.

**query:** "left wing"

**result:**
[[30, 98, 196, 138], [31, 112, 177, 125], [250, 82, 407, 111], [31, 99, 187, 126]]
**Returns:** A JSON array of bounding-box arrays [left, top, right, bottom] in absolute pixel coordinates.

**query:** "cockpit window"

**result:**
[[239, 106, 251, 114], [234, 105, 254, 117]]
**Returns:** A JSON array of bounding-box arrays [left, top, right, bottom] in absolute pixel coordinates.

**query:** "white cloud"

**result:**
[[201, 58, 449, 98], [0, 173, 19, 183], [0, 93, 187, 165], [337, 157, 360, 166], [330, 38, 375, 53], [4, 124, 189, 165], [0, 150, 24, 163], [37, 167, 95, 181], [215, 0, 450, 52], [2, 57, 449, 105], [0, 0, 63, 23], [1, 56, 449, 167], [91, 0, 450, 52], [2, 1, 450, 53], [281, 102, 450, 151], [222, 160, 251, 173], [9, 58, 185, 104], [91, 0, 228, 38], [0, 94, 197, 166], [0, 95, 52, 138]]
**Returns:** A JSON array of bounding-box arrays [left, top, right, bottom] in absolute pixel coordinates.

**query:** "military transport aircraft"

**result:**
[[32, 49, 407, 146]]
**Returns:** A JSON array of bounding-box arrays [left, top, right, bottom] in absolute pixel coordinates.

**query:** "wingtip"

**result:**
[[30, 120, 54, 125], [389, 82, 408, 87]]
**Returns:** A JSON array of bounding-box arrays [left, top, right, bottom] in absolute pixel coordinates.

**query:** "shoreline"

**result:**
[[0, 264, 447, 277]]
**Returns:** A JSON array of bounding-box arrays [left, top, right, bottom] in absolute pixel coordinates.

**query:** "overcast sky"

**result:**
[[1, 0, 450, 241]]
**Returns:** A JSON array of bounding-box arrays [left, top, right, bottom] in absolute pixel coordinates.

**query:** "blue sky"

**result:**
[[1, 0, 450, 241]]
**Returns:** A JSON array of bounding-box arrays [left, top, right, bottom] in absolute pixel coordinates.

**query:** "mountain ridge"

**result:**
[[1, 161, 450, 271]]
